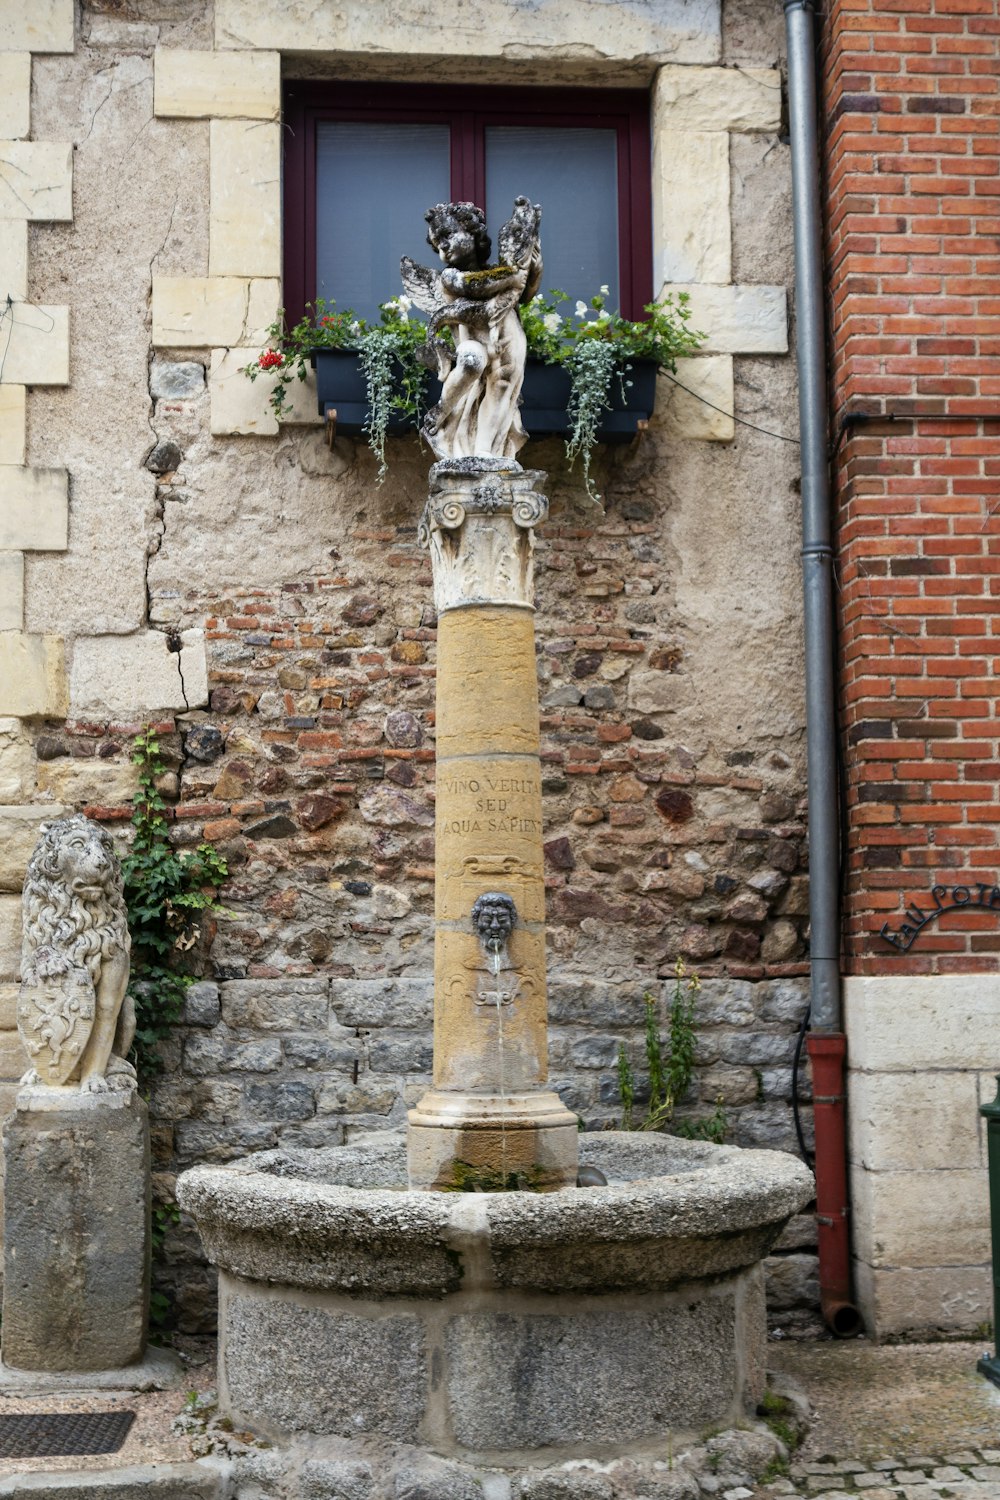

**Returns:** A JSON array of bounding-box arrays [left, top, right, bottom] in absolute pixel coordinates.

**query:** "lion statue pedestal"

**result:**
[[0, 815, 180, 1387]]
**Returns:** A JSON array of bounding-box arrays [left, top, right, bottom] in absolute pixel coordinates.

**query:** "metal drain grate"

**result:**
[[0, 1410, 136, 1458]]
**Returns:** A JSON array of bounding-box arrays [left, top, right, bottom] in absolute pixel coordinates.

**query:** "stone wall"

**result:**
[[0, 0, 818, 1331], [152, 968, 815, 1331]]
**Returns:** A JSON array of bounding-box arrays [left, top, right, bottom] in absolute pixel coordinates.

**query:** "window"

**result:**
[[283, 84, 652, 326]]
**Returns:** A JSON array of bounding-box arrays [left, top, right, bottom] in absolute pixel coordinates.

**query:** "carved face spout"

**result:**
[[471, 892, 517, 957]]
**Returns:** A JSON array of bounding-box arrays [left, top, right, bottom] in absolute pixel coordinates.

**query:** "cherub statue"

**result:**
[[17, 814, 135, 1093], [401, 196, 542, 462]]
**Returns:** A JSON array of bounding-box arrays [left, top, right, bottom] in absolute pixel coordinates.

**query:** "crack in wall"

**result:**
[[166, 628, 191, 712], [113, 115, 154, 189], [142, 192, 180, 629], [148, 193, 179, 293], [238, 280, 252, 346], [144, 489, 166, 629], [76, 67, 117, 148], [0, 161, 35, 218]]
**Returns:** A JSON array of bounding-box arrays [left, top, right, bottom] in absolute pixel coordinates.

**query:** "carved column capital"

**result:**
[[418, 459, 549, 613]]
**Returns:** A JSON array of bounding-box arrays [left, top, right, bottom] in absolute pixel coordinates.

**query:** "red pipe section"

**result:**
[[806, 1031, 864, 1337]]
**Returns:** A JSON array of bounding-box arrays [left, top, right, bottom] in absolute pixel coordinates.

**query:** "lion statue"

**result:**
[[18, 813, 135, 1093]]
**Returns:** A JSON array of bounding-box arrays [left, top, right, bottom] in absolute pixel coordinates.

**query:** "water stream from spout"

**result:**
[[490, 946, 509, 1183]]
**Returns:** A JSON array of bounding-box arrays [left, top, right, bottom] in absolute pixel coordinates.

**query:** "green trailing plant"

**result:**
[[122, 728, 228, 1082], [565, 337, 620, 502], [665, 956, 697, 1109], [151, 1200, 179, 1252], [674, 1095, 727, 1144], [242, 297, 432, 480], [616, 958, 727, 1141], [521, 286, 706, 499]]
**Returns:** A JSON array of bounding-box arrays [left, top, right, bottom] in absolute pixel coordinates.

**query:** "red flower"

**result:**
[[320, 315, 336, 327], [258, 350, 283, 370]]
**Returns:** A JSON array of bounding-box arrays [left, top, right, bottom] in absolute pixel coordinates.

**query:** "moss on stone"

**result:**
[[442, 1159, 546, 1193], [462, 264, 516, 283]]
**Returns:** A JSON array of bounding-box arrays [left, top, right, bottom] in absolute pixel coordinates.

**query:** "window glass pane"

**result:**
[[316, 122, 450, 323], [485, 126, 619, 311]]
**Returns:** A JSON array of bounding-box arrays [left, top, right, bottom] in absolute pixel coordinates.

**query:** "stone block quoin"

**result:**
[[0, 0, 73, 711]]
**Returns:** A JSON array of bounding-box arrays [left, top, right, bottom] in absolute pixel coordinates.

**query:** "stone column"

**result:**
[[407, 459, 579, 1191]]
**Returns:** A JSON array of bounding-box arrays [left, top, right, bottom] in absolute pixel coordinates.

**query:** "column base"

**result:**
[[407, 1088, 579, 1192], [0, 1344, 184, 1392]]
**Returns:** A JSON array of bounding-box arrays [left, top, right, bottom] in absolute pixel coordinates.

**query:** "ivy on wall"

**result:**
[[122, 729, 228, 1081]]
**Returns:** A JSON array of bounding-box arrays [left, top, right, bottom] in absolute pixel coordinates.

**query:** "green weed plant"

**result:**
[[617, 958, 727, 1142]]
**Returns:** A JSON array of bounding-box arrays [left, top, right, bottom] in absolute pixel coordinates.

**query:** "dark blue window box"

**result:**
[[312, 350, 658, 443], [519, 357, 658, 442]]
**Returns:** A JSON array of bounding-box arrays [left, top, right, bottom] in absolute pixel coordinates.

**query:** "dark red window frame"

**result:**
[[283, 82, 653, 326]]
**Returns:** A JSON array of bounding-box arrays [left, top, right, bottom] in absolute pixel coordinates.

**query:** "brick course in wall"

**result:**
[[823, 0, 1000, 975]]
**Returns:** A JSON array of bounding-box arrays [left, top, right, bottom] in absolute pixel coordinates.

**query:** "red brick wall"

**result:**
[[824, 0, 1000, 973]]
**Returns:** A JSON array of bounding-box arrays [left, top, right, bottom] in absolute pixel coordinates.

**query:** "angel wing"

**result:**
[[400, 257, 443, 315], [497, 196, 543, 304]]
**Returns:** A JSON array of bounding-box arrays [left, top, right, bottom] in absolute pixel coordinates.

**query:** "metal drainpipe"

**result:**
[[783, 0, 863, 1338]]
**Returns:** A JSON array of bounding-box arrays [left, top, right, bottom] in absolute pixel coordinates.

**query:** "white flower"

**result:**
[[543, 312, 563, 333], [600, 284, 610, 296], [575, 300, 589, 318], [383, 297, 399, 312], [398, 295, 412, 312], [350, 320, 362, 335], [597, 309, 611, 323]]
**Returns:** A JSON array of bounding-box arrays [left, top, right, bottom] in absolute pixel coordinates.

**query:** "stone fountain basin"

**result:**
[[178, 1133, 813, 1461]]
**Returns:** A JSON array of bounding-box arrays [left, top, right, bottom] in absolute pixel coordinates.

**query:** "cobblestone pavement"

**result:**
[[753, 1341, 1000, 1500]]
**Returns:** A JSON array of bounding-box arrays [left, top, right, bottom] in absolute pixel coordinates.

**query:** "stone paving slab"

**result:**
[[0, 1341, 214, 1482], [753, 1341, 1000, 1500], [769, 1342, 1000, 1463], [0, 1460, 225, 1497]]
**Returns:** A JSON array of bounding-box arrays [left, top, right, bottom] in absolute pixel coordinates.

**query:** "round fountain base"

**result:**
[[178, 1133, 812, 1468]]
